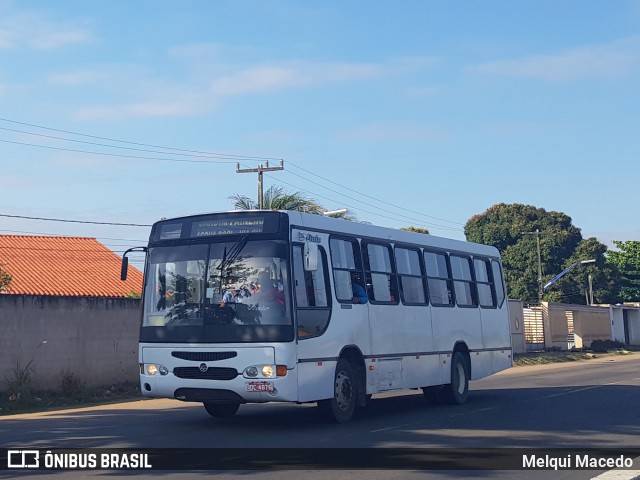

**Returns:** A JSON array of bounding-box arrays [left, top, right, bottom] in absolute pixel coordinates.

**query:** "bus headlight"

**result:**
[[243, 365, 287, 378], [141, 363, 169, 376]]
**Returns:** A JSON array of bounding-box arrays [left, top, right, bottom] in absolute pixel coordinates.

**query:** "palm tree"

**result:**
[[230, 186, 323, 213], [230, 186, 355, 220]]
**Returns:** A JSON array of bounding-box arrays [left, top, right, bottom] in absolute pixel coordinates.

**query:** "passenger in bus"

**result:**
[[352, 282, 368, 304]]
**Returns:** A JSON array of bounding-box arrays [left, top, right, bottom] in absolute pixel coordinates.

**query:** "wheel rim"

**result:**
[[455, 361, 466, 395], [335, 371, 353, 411]]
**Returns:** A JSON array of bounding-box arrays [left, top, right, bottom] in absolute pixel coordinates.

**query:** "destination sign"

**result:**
[[191, 218, 265, 237], [151, 212, 284, 242]]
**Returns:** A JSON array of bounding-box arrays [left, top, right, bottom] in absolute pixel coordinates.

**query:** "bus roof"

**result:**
[[151, 209, 500, 258]]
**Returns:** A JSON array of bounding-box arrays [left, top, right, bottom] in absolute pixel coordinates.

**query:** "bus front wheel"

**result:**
[[317, 358, 356, 423], [440, 352, 470, 405], [203, 402, 240, 418]]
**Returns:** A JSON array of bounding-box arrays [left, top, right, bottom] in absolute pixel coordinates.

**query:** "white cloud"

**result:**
[[336, 122, 450, 142], [74, 97, 212, 121], [0, 5, 92, 50], [467, 36, 640, 81], [70, 60, 388, 120], [48, 70, 111, 86], [63, 52, 429, 120], [211, 62, 385, 96]]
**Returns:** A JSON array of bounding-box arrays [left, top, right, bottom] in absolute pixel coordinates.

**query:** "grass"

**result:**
[[0, 382, 141, 416], [514, 348, 635, 366]]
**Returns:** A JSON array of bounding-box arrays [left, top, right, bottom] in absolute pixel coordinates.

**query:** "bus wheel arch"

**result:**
[[441, 344, 471, 405], [317, 346, 365, 423]]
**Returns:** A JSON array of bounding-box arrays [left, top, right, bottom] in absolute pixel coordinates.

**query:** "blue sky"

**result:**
[[1, 0, 639, 267]]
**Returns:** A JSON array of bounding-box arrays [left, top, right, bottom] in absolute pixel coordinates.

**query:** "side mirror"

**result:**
[[304, 242, 318, 271], [120, 246, 147, 281], [121, 256, 129, 281]]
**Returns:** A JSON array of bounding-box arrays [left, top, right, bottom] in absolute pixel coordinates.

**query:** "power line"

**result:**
[[286, 161, 465, 226], [278, 168, 463, 231], [0, 228, 146, 242], [0, 126, 272, 162], [0, 139, 240, 165], [265, 173, 462, 233], [0, 213, 151, 227], [0, 117, 282, 162], [0, 116, 466, 229]]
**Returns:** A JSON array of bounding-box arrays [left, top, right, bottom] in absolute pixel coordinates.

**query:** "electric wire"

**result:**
[[276, 167, 463, 231], [263, 171, 462, 233], [0, 213, 151, 227], [0, 116, 467, 228], [286, 160, 464, 226]]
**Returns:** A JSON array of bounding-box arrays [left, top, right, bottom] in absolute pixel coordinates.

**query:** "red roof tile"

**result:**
[[0, 235, 143, 297]]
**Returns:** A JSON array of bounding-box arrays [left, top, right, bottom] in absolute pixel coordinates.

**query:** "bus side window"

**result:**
[[329, 237, 363, 303], [474, 258, 496, 308], [491, 260, 506, 307], [395, 246, 427, 305], [363, 242, 398, 304], [293, 244, 331, 338], [424, 251, 454, 306], [293, 245, 329, 308], [450, 255, 477, 307]]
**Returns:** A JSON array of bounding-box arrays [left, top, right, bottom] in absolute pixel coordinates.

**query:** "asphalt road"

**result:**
[[1, 354, 639, 480]]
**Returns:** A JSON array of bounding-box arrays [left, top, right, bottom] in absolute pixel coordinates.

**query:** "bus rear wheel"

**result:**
[[318, 358, 356, 423], [440, 352, 470, 405], [203, 402, 240, 418]]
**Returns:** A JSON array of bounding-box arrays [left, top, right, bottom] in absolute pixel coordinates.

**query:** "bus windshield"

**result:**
[[141, 239, 292, 342]]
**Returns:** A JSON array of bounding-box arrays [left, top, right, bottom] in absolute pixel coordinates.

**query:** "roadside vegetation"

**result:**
[[0, 378, 140, 416], [514, 340, 636, 366]]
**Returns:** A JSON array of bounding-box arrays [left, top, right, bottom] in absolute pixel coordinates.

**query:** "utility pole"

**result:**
[[523, 229, 550, 304], [236, 160, 284, 209]]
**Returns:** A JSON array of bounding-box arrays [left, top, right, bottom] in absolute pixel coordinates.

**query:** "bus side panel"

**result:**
[[368, 304, 439, 390], [400, 354, 441, 389], [368, 305, 433, 356], [296, 359, 336, 402], [480, 304, 512, 351], [469, 351, 494, 380], [296, 305, 370, 401], [431, 307, 483, 354]]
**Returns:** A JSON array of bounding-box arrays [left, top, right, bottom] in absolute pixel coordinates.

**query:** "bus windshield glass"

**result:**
[[141, 239, 292, 342]]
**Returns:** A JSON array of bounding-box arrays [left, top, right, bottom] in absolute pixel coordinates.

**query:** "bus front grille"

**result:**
[[173, 367, 239, 380], [171, 351, 237, 362]]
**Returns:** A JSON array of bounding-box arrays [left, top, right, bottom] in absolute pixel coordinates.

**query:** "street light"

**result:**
[[323, 209, 348, 217], [543, 259, 596, 292]]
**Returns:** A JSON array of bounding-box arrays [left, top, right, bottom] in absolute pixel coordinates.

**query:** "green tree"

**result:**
[[465, 203, 615, 304], [230, 185, 355, 220], [607, 240, 640, 302], [400, 226, 430, 234], [0, 262, 12, 293]]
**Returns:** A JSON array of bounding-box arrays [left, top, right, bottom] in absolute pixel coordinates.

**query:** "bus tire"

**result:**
[[440, 352, 470, 405], [317, 358, 356, 423], [203, 402, 240, 418], [421, 386, 442, 404]]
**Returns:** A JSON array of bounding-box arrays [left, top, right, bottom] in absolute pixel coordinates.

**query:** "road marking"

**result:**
[[590, 461, 640, 479]]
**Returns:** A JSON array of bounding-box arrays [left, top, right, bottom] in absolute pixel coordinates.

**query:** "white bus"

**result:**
[[121, 210, 512, 423]]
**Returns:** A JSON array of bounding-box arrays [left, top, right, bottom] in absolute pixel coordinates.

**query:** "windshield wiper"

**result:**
[[217, 235, 248, 293]]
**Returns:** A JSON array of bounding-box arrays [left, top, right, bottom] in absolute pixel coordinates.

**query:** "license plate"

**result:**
[[246, 381, 274, 392]]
